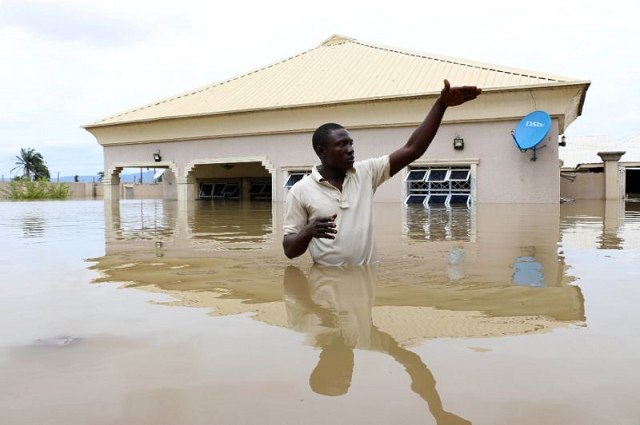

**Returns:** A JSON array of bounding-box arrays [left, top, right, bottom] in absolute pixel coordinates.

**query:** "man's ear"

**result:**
[[315, 144, 325, 158]]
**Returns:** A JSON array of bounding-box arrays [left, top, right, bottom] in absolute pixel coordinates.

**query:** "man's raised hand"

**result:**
[[439, 79, 481, 107]]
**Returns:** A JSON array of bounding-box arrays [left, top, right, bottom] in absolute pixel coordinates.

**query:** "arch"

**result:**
[[183, 156, 277, 201], [105, 161, 180, 181], [183, 156, 276, 177]]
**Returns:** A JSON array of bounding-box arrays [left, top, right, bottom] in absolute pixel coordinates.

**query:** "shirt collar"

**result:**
[[311, 164, 355, 183]]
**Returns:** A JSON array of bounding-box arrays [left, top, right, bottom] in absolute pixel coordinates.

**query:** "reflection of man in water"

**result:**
[[283, 80, 481, 265], [283, 265, 470, 424]]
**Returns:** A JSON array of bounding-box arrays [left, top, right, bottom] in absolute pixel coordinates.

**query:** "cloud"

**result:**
[[617, 111, 640, 123], [0, 0, 147, 46]]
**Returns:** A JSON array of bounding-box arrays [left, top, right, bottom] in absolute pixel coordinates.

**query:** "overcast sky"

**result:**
[[0, 0, 638, 179]]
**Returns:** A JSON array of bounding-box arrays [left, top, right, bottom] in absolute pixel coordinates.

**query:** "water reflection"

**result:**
[[284, 265, 470, 424], [92, 200, 588, 344], [404, 205, 473, 242], [21, 214, 46, 238], [560, 201, 640, 250]]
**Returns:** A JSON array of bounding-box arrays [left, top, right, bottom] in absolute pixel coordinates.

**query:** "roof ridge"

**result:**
[[349, 39, 566, 83], [95, 44, 322, 124]]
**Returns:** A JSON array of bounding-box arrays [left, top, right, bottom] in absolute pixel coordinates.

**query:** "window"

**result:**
[[199, 182, 240, 199], [223, 184, 239, 197], [405, 194, 427, 204], [249, 182, 272, 200], [405, 170, 427, 182], [404, 166, 472, 206], [284, 171, 311, 190], [199, 183, 214, 198]]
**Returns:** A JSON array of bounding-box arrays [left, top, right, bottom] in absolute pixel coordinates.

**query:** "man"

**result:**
[[283, 80, 481, 265]]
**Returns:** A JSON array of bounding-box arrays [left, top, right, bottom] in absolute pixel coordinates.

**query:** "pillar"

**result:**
[[103, 175, 120, 202], [176, 175, 197, 203], [597, 151, 626, 200]]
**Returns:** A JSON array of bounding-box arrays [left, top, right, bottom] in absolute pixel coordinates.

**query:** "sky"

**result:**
[[0, 0, 638, 179]]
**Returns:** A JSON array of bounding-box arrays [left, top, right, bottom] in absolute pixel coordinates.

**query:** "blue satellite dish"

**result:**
[[512, 111, 551, 161]]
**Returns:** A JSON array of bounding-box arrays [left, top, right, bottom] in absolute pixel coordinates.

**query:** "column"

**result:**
[[597, 151, 626, 200], [103, 175, 120, 202], [176, 175, 197, 203]]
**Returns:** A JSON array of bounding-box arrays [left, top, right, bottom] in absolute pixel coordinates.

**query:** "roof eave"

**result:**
[[83, 80, 591, 130]]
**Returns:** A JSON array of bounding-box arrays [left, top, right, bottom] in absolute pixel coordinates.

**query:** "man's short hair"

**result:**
[[312, 123, 344, 152]]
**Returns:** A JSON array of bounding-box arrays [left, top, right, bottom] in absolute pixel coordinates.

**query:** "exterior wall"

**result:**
[[162, 169, 178, 200], [103, 118, 561, 204], [0, 182, 95, 199], [561, 173, 605, 200], [0, 182, 163, 200]]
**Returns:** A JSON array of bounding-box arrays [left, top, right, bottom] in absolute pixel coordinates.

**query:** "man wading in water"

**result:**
[[283, 80, 481, 266]]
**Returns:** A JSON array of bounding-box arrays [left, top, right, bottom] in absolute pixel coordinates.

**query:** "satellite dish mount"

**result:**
[[511, 111, 551, 162]]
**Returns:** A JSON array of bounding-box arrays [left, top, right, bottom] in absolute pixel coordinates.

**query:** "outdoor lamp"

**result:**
[[153, 151, 162, 162], [559, 135, 566, 147], [453, 135, 464, 150]]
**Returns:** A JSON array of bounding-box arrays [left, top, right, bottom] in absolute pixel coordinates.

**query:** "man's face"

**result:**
[[317, 128, 355, 171]]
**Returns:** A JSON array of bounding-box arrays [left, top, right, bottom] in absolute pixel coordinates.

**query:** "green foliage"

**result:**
[[1, 179, 70, 200], [11, 148, 50, 180]]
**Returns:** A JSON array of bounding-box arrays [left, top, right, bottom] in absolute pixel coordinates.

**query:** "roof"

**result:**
[[560, 134, 640, 168], [87, 34, 586, 127]]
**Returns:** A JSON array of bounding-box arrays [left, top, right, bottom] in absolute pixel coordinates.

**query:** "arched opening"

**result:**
[[104, 162, 178, 201], [187, 160, 273, 202]]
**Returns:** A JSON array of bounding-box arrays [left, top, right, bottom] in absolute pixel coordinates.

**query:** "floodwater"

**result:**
[[1, 199, 639, 424]]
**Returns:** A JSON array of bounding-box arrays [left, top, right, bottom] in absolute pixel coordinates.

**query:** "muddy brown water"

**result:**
[[0, 199, 639, 424]]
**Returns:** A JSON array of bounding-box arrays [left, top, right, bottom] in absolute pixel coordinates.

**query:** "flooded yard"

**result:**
[[1, 199, 639, 424]]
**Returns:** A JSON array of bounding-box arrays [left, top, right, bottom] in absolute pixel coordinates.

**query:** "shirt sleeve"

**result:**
[[360, 155, 391, 190], [283, 190, 308, 235]]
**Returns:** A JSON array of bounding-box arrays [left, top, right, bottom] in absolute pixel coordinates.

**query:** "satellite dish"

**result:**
[[511, 111, 551, 161]]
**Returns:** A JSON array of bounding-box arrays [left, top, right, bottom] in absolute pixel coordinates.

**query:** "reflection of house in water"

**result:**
[[560, 200, 640, 250], [93, 200, 585, 348], [403, 204, 474, 242], [103, 200, 275, 256]]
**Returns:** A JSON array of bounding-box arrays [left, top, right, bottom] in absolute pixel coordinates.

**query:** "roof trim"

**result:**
[[84, 80, 590, 129]]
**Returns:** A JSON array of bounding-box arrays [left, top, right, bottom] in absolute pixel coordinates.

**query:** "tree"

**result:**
[[97, 171, 104, 182], [11, 148, 49, 180], [74, 175, 79, 182], [34, 162, 50, 180]]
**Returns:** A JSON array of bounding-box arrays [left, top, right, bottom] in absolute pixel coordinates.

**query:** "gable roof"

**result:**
[[87, 34, 585, 127]]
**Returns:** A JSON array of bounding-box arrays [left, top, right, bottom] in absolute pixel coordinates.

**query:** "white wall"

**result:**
[[104, 118, 561, 203]]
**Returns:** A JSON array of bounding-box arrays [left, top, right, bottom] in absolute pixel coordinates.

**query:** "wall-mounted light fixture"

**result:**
[[453, 135, 464, 150], [153, 150, 162, 162], [559, 135, 566, 147], [220, 163, 235, 170]]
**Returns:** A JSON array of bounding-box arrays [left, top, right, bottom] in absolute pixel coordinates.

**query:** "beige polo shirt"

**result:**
[[283, 156, 391, 266]]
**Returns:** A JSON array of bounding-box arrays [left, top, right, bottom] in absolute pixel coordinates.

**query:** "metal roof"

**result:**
[[88, 34, 583, 127]]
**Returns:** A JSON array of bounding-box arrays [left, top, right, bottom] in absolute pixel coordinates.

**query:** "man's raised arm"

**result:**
[[388, 80, 481, 177]]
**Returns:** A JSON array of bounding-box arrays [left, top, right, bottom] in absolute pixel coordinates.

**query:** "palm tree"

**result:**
[[11, 148, 46, 180]]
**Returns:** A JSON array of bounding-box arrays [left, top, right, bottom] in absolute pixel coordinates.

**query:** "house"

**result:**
[[84, 35, 589, 204]]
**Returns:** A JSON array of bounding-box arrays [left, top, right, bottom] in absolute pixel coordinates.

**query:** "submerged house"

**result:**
[[84, 35, 589, 204]]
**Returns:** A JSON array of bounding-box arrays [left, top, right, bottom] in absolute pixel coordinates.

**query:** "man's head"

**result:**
[[312, 123, 355, 171]]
